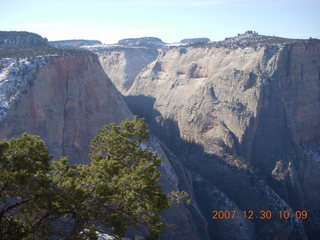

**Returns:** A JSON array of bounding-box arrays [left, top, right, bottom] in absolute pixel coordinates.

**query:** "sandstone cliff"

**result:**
[[95, 33, 320, 239], [1, 31, 319, 239], [0, 47, 205, 239], [0, 54, 132, 164], [96, 47, 159, 94]]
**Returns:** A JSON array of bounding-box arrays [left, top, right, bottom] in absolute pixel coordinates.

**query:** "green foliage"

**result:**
[[87, 116, 168, 238], [0, 134, 54, 239], [168, 191, 191, 206], [0, 117, 169, 239]]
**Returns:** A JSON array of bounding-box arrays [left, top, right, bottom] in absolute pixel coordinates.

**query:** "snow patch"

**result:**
[[0, 57, 47, 121]]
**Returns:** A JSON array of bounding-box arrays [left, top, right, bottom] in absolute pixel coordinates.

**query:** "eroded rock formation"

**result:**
[[1, 31, 319, 239], [95, 33, 320, 239], [0, 43, 204, 239]]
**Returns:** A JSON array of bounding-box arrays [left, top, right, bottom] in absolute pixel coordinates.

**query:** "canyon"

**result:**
[[0, 31, 319, 239]]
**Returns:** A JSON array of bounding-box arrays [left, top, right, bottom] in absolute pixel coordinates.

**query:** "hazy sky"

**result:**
[[1, 0, 319, 43]]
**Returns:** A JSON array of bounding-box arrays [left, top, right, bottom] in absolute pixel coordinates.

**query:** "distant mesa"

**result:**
[[49, 40, 102, 49], [118, 37, 164, 47], [180, 38, 210, 43], [219, 30, 309, 48], [0, 31, 48, 46], [0, 31, 95, 58]]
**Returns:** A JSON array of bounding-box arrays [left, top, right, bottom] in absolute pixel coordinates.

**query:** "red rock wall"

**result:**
[[0, 55, 132, 164]]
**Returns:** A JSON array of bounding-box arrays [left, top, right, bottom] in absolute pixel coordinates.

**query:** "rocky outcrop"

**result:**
[[49, 40, 102, 49], [118, 37, 164, 47], [0, 31, 48, 46], [97, 33, 320, 239], [180, 38, 210, 44]]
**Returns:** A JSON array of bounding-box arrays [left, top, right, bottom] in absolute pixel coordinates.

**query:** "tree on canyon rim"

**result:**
[[0, 117, 168, 240]]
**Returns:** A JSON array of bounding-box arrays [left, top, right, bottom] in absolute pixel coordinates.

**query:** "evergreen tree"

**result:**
[[0, 117, 168, 239], [0, 134, 55, 239]]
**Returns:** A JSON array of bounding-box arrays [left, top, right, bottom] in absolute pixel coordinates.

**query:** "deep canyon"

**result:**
[[0, 31, 319, 239]]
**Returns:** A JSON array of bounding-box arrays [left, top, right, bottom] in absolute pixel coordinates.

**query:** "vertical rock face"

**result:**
[[250, 42, 320, 238], [248, 42, 320, 168], [0, 49, 205, 239], [0, 54, 132, 164], [279, 43, 320, 144], [97, 34, 320, 239], [1, 31, 319, 239], [128, 45, 272, 155], [95, 47, 159, 94]]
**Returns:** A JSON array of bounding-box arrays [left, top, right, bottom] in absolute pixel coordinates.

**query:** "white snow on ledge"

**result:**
[[303, 143, 320, 163], [0, 56, 47, 122]]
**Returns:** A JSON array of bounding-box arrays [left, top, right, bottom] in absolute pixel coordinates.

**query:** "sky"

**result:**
[[0, 0, 319, 44]]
